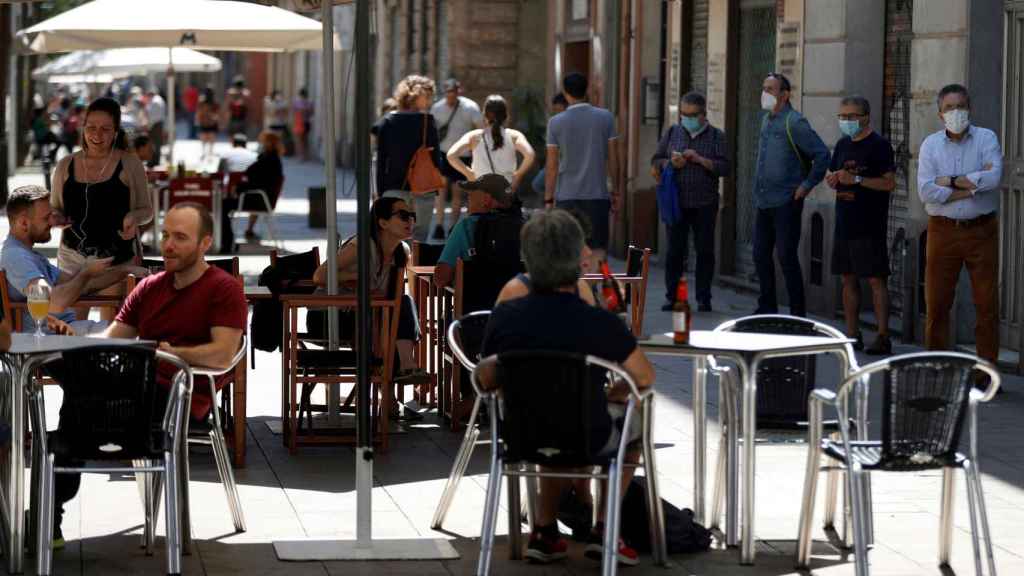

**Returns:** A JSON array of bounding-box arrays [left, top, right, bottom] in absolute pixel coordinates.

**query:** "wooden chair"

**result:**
[[281, 269, 404, 452], [582, 245, 651, 337], [0, 270, 19, 332]]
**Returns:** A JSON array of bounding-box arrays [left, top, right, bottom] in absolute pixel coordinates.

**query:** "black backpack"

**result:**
[[250, 263, 316, 356], [470, 208, 523, 263], [619, 476, 712, 554]]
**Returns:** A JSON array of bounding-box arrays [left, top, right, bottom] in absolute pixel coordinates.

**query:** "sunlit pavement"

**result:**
[[4, 133, 1023, 575]]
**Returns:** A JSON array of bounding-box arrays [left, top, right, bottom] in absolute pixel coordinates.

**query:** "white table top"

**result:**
[[639, 330, 853, 355], [5, 334, 155, 356]]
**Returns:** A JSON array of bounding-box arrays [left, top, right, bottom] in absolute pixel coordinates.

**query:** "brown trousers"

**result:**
[[924, 215, 1000, 364]]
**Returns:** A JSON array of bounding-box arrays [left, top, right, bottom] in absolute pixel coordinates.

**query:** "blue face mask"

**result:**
[[839, 119, 862, 138], [681, 116, 703, 134]]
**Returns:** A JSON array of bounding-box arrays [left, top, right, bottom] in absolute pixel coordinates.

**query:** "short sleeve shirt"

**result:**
[[438, 214, 479, 267], [431, 96, 483, 152], [546, 104, 617, 201], [482, 292, 637, 451], [0, 236, 77, 329], [116, 266, 247, 419], [831, 131, 896, 239]]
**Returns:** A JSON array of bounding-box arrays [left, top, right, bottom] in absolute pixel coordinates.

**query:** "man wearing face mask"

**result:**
[[650, 91, 730, 311], [916, 84, 1003, 385], [752, 73, 829, 317], [825, 96, 896, 355]]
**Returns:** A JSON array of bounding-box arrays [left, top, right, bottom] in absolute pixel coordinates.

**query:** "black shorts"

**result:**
[[831, 233, 890, 278], [440, 156, 471, 183]]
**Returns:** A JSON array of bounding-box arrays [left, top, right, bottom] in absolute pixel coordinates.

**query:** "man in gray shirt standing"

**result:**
[[431, 78, 483, 240], [544, 73, 620, 257]]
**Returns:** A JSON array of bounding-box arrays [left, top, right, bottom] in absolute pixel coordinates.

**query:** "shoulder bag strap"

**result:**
[[441, 97, 460, 132], [483, 130, 497, 174]]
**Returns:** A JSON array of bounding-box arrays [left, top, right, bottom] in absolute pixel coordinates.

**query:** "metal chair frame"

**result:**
[[471, 352, 666, 576], [180, 336, 249, 539], [706, 314, 866, 547], [431, 311, 491, 529], [795, 351, 1000, 576], [31, 348, 193, 576], [230, 186, 282, 249]]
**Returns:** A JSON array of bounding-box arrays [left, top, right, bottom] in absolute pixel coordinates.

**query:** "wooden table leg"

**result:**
[[232, 360, 247, 468]]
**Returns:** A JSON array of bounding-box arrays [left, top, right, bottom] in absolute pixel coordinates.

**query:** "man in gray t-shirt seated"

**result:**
[[544, 72, 620, 258], [0, 185, 132, 334]]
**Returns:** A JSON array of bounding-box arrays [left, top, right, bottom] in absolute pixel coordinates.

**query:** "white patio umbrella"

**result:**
[[18, 0, 330, 165], [32, 47, 222, 83]]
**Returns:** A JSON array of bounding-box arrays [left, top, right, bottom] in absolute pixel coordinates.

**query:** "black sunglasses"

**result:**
[[391, 209, 416, 222]]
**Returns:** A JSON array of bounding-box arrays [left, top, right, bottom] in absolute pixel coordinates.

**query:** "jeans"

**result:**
[[665, 198, 718, 304], [753, 199, 805, 316]]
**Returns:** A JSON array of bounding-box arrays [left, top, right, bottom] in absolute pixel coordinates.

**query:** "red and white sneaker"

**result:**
[[584, 537, 640, 566], [526, 530, 568, 564]]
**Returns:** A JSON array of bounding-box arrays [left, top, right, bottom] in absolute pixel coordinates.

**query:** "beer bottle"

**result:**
[[600, 260, 625, 313], [673, 276, 692, 344]]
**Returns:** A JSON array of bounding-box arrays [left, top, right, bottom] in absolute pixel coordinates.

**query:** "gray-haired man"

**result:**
[[481, 209, 654, 565]]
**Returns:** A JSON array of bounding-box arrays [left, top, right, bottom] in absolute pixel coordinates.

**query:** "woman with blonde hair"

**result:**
[[372, 75, 442, 241]]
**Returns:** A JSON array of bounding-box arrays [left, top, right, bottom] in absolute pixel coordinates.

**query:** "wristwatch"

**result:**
[[948, 175, 960, 189], [853, 175, 863, 185]]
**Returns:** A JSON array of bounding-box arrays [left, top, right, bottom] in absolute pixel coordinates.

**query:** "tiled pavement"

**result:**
[[5, 135, 1024, 574]]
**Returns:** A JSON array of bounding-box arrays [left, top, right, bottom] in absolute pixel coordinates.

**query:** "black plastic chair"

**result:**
[[707, 314, 862, 543], [796, 352, 1000, 576], [431, 311, 491, 529], [472, 350, 666, 576], [29, 345, 192, 576]]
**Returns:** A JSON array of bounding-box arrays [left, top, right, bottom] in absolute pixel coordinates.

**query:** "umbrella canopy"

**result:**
[[32, 47, 221, 81], [18, 0, 325, 53]]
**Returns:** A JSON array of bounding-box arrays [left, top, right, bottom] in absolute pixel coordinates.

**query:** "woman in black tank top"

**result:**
[[52, 97, 151, 267]]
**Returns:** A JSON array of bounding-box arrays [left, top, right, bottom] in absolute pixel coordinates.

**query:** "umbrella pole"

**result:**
[[166, 47, 175, 166], [273, 0, 457, 561]]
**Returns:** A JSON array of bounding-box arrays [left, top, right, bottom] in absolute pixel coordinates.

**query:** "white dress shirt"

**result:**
[[916, 125, 1003, 219]]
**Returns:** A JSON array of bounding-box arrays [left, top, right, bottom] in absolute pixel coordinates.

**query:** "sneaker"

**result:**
[[431, 225, 446, 241], [584, 538, 640, 566], [584, 524, 639, 566], [851, 332, 864, 351], [864, 334, 892, 356], [243, 229, 260, 241], [525, 529, 568, 564]]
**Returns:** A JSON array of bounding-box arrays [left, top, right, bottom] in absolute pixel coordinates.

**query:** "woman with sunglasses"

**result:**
[[312, 197, 427, 387]]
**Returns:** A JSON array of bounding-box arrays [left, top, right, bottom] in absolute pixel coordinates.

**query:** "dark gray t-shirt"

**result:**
[[546, 103, 617, 201]]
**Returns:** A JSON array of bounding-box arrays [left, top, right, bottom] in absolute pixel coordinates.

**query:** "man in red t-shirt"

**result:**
[[50, 202, 245, 548], [104, 201, 246, 421]]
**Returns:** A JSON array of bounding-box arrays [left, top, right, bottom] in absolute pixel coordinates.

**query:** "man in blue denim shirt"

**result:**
[[752, 73, 829, 317]]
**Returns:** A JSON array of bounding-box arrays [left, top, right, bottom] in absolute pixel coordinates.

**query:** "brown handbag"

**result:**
[[404, 113, 446, 196]]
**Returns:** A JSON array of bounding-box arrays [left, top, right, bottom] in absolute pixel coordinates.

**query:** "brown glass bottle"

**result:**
[[672, 277, 691, 344]]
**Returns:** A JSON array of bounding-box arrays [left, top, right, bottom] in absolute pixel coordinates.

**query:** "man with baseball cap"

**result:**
[[434, 173, 522, 288]]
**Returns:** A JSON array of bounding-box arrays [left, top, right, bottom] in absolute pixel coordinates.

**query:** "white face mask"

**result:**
[[943, 109, 970, 134], [761, 91, 777, 112]]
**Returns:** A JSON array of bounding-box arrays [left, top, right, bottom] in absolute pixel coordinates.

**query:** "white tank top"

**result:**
[[470, 128, 517, 182]]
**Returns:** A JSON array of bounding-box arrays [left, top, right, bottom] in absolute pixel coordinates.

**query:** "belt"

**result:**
[[930, 212, 996, 228]]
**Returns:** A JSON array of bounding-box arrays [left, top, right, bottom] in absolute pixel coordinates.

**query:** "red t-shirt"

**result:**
[[116, 266, 247, 420]]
